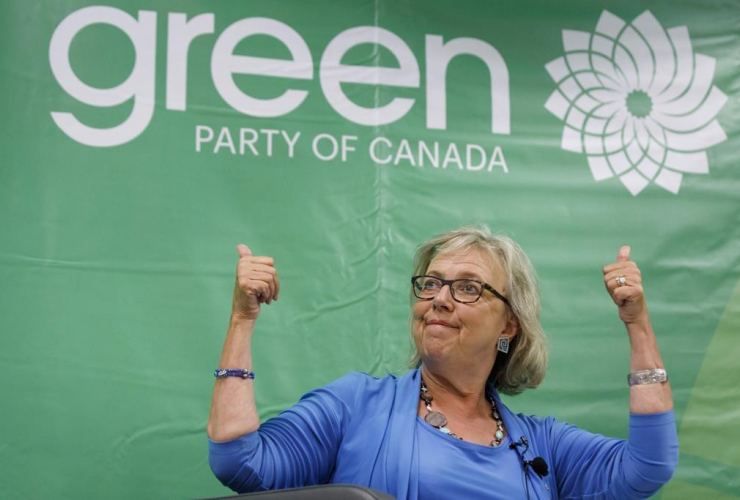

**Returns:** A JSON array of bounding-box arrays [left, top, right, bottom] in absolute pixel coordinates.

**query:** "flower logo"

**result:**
[[545, 10, 728, 196]]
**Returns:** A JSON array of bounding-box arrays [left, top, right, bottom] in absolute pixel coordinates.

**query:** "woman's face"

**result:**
[[412, 248, 518, 373]]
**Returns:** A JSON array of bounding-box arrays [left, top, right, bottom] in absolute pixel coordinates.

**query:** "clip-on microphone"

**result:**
[[509, 435, 549, 477], [509, 435, 549, 498]]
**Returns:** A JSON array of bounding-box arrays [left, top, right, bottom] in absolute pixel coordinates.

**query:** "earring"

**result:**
[[497, 337, 510, 354]]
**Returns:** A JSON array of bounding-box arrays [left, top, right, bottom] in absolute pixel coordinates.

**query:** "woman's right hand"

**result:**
[[232, 244, 280, 321], [208, 244, 274, 442]]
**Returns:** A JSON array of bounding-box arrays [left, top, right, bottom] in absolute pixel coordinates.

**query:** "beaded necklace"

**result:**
[[420, 380, 505, 447]]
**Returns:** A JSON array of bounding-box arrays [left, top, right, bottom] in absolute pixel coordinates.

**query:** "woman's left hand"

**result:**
[[603, 246, 648, 325]]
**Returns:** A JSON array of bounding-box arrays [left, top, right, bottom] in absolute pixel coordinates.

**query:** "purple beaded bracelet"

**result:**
[[214, 368, 255, 379]]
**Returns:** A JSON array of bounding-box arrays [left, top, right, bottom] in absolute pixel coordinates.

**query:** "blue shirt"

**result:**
[[209, 369, 678, 499], [416, 415, 529, 499]]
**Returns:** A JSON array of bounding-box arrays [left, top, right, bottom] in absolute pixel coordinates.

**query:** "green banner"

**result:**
[[1, 1, 738, 498]]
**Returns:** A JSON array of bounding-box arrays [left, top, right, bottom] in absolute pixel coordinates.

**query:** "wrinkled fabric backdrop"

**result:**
[[1, 0, 738, 498]]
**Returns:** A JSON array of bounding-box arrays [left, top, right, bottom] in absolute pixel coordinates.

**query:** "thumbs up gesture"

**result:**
[[232, 244, 280, 320], [602, 246, 647, 324]]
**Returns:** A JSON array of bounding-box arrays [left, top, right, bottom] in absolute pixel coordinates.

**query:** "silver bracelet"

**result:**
[[628, 368, 667, 386]]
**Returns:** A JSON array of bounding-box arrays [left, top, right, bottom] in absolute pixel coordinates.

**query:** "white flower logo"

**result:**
[[545, 10, 728, 196]]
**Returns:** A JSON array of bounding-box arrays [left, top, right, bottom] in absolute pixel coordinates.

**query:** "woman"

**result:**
[[207, 226, 678, 499]]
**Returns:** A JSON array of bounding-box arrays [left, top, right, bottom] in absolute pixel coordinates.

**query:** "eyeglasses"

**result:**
[[411, 275, 510, 306]]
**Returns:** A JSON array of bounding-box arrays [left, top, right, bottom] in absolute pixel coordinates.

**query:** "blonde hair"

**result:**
[[409, 225, 547, 395]]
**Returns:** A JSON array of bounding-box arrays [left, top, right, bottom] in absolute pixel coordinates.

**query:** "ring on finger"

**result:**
[[615, 276, 627, 287]]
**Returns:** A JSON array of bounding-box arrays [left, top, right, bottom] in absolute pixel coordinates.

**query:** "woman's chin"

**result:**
[[420, 340, 453, 363]]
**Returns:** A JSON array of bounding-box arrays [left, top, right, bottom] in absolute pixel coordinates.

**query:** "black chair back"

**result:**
[[199, 484, 396, 500]]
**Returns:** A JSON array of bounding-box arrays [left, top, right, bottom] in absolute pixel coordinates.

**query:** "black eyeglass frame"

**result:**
[[411, 275, 511, 307]]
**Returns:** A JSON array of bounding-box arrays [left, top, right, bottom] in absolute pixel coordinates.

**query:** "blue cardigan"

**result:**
[[209, 369, 678, 499]]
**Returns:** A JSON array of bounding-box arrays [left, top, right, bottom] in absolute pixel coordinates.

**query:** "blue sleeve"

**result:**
[[552, 410, 679, 499], [208, 372, 363, 493]]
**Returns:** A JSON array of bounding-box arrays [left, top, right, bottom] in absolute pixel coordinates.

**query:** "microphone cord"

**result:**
[[523, 464, 531, 500]]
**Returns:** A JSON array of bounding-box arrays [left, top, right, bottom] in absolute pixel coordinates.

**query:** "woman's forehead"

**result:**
[[426, 247, 502, 280]]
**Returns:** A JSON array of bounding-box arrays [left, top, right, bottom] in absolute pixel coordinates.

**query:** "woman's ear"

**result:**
[[503, 313, 520, 340]]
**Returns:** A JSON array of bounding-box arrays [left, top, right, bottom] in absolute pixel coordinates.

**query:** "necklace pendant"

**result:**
[[424, 411, 448, 428]]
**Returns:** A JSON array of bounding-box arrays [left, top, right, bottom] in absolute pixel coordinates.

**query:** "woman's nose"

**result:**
[[432, 284, 454, 309]]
